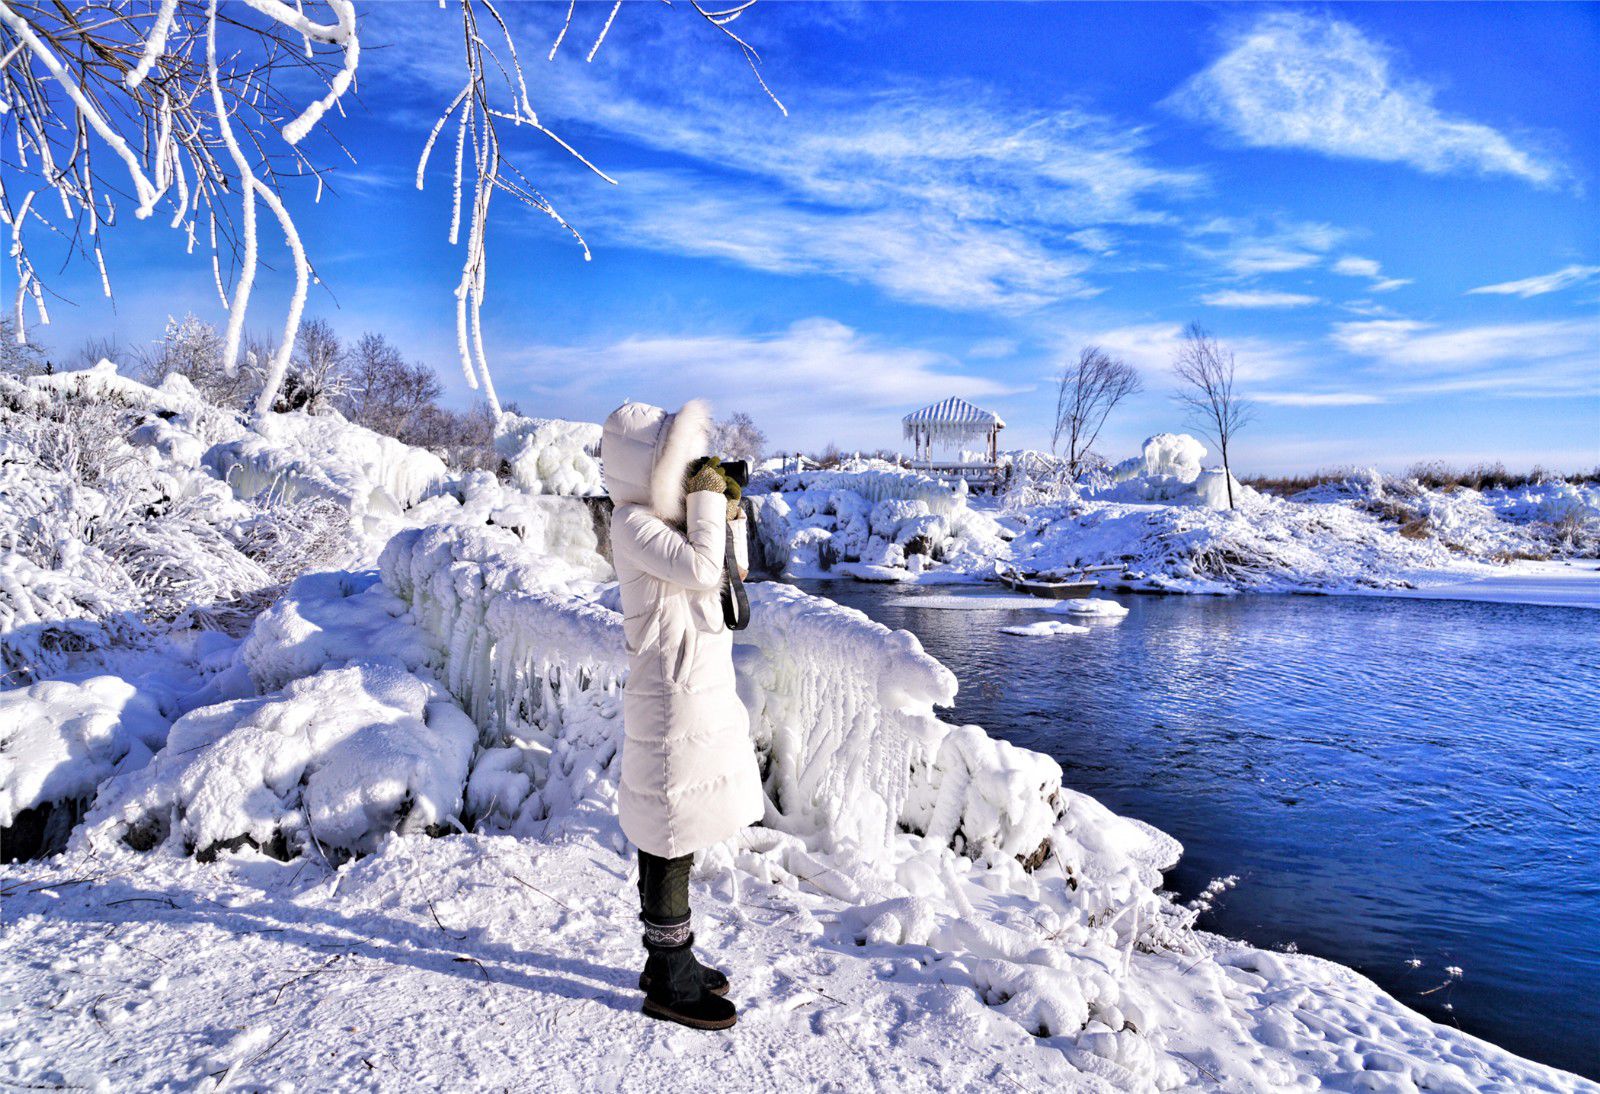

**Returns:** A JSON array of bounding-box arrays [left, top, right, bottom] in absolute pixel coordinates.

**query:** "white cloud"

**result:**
[[1166, 13, 1558, 186], [1332, 257, 1380, 278], [1331, 315, 1600, 395], [1201, 290, 1320, 309], [1084, 322, 1307, 384], [1331, 255, 1410, 293], [1466, 264, 1600, 298], [500, 318, 1018, 449], [1252, 391, 1385, 407], [1188, 217, 1345, 276], [1369, 277, 1412, 293], [465, 23, 1209, 312], [569, 170, 1098, 313]]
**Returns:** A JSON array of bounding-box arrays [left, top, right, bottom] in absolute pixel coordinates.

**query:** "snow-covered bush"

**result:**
[[205, 407, 449, 545], [0, 373, 272, 676]]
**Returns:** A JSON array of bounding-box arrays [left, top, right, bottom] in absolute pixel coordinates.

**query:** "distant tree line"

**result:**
[[2, 315, 497, 470]]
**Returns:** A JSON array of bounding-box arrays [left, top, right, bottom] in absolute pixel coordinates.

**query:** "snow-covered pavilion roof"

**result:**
[[902, 397, 1006, 443]]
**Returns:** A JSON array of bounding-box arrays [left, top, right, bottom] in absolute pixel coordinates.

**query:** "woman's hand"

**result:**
[[685, 458, 726, 496]]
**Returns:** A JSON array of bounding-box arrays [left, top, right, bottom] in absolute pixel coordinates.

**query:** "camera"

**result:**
[[722, 459, 749, 489]]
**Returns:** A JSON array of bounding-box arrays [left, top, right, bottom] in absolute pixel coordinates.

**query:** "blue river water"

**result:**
[[793, 579, 1600, 1080]]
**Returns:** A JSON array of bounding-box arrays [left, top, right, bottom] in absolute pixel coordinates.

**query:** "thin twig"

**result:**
[[508, 873, 570, 910], [106, 896, 179, 909], [453, 955, 492, 982], [427, 898, 468, 940]]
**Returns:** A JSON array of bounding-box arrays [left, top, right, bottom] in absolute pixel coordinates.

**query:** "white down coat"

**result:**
[[601, 399, 764, 859]]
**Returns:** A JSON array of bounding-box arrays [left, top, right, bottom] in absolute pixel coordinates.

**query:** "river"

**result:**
[[792, 579, 1600, 1080]]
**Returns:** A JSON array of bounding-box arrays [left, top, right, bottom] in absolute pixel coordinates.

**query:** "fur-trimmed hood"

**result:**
[[600, 399, 711, 525]]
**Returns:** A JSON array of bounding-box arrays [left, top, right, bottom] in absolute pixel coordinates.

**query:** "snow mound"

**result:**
[[1002, 620, 1090, 637], [1139, 433, 1206, 482], [205, 409, 448, 548], [493, 413, 603, 496], [84, 659, 476, 861], [1054, 598, 1130, 618]]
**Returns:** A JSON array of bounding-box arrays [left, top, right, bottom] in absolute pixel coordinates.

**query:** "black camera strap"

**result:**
[[721, 522, 750, 631]]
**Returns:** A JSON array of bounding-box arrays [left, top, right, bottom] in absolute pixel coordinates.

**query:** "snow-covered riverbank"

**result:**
[[4, 366, 1596, 1091], [750, 436, 1600, 608]]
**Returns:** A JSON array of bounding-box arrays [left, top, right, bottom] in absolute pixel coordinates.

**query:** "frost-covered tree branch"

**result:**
[[2, 0, 782, 423], [0, 0, 358, 421]]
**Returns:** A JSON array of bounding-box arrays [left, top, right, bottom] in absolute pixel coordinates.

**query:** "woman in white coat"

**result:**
[[601, 398, 765, 1031]]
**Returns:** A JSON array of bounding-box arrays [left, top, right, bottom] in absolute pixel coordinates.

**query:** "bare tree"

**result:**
[[1171, 322, 1253, 510], [1, 2, 781, 422], [1052, 345, 1142, 479], [269, 318, 348, 413], [345, 332, 442, 439], [710, 412, 766, 464]]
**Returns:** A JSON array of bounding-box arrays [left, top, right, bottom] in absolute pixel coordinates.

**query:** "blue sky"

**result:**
[[23, 2, 1600, 472]]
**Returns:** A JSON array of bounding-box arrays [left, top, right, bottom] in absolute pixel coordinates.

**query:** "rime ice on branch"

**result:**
[[2, 1, 782, 419]]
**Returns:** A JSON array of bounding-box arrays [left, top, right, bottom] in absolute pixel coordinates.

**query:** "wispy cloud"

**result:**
[[500, 318, 1018, 448], [1332, 315, 1600, 395], [1188, 216, 1346, 276], [1201, 289, 1320, 309], [567, 169, 1098, 313], [1253, 391, 1385, 407], [1466, 264, 1600, 298], [1332, 255, 1411, 293], [459, 19, 1210, 313], [1165, 12, 1558, 186], [1084, 321, 1308, 384]]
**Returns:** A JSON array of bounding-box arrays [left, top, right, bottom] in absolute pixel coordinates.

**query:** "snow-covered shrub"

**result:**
[[493, 413, 603, 496], [0, 373, 279, 676], [235, 495, 359, 585], [139, 313, 255, 410], [84, 659, 476, 862]]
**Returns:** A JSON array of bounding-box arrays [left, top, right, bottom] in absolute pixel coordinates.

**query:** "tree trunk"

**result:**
[[1220, 441, 1235, 510]]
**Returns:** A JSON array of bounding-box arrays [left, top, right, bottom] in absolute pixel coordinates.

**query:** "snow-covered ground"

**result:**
[[1364, 559, 1600, 610], [4, 367, 1596, 1091]]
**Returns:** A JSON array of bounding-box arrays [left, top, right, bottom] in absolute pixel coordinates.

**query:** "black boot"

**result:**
[[638, 953, 730, 997], [636, 912, 729, 997], [640, 933, 737, 1030]]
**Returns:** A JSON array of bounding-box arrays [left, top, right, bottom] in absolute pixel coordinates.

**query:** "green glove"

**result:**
[[685, 456, 726, 497]]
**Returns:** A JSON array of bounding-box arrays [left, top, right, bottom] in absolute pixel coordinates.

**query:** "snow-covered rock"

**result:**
[[84, 659, 476, 861], [752, 467, 1005, 579], [0, 676, 169, 828]]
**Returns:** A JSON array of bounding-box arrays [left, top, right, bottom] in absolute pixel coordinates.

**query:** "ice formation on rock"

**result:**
[[493, 414, 604, 497], [0, 676, 169, 829], [751, 467, 1005, 579]]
